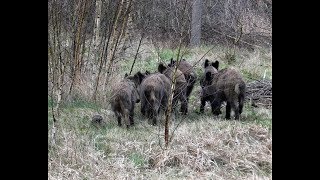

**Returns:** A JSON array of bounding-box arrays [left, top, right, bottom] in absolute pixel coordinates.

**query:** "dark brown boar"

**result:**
[[199, 59, 221, 114], [200, 59, 246, 119], [131, 71, 171, 125], [158, 63, 189, 114], [168, 58, 197, 102], [110, 75, 140, 128], [199, 59, 219, 88]]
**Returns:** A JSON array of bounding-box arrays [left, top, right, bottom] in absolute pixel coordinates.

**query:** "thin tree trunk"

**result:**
[[103, 0, 132, 93], [190, 0, 202, 47], [69, 0, 88, 96], [164, 0, 189, 148], [129, 34, 143, 75], [93, 0, 102, 57], [92, 0, 123, 102], [51, 0, 65, 116]]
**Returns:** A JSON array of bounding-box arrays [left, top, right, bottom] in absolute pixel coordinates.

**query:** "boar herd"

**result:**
[[110, 58, 246, 128]]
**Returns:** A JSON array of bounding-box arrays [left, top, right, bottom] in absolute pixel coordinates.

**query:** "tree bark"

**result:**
[[190, 0, 202, 47], [93, 0, 102, 55], [69, 0, 88, 96]]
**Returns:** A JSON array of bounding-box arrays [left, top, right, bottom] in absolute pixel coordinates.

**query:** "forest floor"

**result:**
[[48, 45, 272, 179]]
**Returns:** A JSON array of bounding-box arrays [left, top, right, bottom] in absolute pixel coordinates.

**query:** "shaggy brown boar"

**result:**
[[110, 74, 140, 128], [158, 63, 188, 114], [131, 71, 171, 125], [199, 59, 219, 88], [168, 58, 197, 102], [200, 59, 246, 119], [199, 59, 221, 114]]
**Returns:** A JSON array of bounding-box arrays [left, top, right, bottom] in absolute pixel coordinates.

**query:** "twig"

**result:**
[[129, 34, 144, 75]]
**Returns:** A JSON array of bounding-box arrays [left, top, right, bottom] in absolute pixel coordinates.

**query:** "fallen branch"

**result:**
[[245, 79, 272, 108]]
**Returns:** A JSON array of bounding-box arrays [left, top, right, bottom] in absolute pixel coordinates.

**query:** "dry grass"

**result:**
[[48, 103, 271, 179]]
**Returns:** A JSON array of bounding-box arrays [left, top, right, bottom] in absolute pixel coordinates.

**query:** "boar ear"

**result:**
[[136, 71, 142, 76], [212, 61, 219, 70], [158, 63, 167, 73], [124, 73, 128, 77], [205, 72, 212, 81], [135, 71, 144, 84], [171, 58, 176, 65], [168, 58, 174, 67], [204, 59, 209, 68]]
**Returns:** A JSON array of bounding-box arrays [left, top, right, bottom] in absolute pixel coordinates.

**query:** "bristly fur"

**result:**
[[132, 71, 171, 125], [158, 63, 189, 114], [110, 77, 140, 128], [168, 58, 197, 102], [200, 59, 246, 120]]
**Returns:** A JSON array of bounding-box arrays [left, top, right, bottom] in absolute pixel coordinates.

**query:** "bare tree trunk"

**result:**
[[190, 0, 202, 47], [103, 0, 132, 93], [93, 0, 102, 56], [69, 0, 88, 96], [129, 34, 143, 75], [92, 0, 123, 102], [49, 0, 67, 117], [119, 11, 134, 57]]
